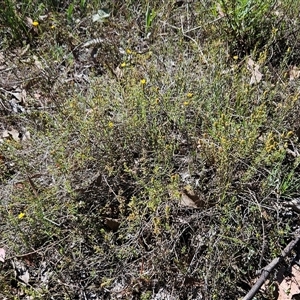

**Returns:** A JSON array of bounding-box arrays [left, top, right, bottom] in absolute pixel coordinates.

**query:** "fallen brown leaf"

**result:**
[[247, 58, 262, 85], [0, 248, 5, 262], [277, 264, 300, 300], [289, 66, 300, 81], [7, 128, 20, 142], [104, 218, 120, 231], [180, 189, 205, 208]]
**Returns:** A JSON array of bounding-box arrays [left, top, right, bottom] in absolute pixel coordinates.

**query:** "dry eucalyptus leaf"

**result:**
[[114, 66, 123, 79], [38, 14, 49, 21], [277, 265, 300, 300], [181, 192, 198, 208], [12, 260, 30, 285], [247, 58, 262, 85], [8, 128, 20, 142], [289, 65, 300, 81], [33, 55, 43, 70], [11, 89, 27, 103], [9, 98, 25, 113], [2, 130, 10, 138], [0, 248, 5, 262], [40, 261, 52, 285], [105, 218, 120, 231], [22, 130, 31, 141], [25, 17, 33, 28], [180, 190, 204, 208], [92, 9, 110, 22]]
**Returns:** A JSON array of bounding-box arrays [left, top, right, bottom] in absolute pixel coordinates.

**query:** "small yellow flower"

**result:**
[[170, 174, 179, 182], [18, 212, 25, 219], [183, 101, 189, 106], [121, 62, 126, 67], [271, 27, 278, 35], [32, 21, 39, 26], [140, 79, 146, 85], [51, 25, 55, 29], [126, 49, 132, 54], [187, 92, 193, 98], [233, 55, 238, 60], [127, 213, 136, 221], [108, 121, 114, 128]]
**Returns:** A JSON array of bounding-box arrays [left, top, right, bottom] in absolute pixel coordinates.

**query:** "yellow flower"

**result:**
[[51, 25, 55, 29], [126, 49, 132, 54], [127, 213, 136, 221], [271, 27, 278, 35], [18, 212, 25, 219], [108, 121, 114, 128], [233, 55, 238, 60], [121, 62, 126, 67], [183, 101, 189, 106], [140, 79, 146, 85], [32, 21, 39, 26], [187, 92, 193, 98]]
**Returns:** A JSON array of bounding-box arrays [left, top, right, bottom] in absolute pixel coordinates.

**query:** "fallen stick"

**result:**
[[243, 234, 300, 300]]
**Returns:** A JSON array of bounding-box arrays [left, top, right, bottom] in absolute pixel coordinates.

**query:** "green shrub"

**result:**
[[214, 0, 276, 56]]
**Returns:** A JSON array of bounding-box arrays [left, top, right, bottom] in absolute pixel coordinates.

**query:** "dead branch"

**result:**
[[243, 234, 300, 300]]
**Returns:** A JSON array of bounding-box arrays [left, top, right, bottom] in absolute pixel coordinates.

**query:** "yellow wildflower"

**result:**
[[126, 49, 132, 54], [183, 101, 189, 106], [140, 79, 146, 85], [51, 25, 55, 29], [265, 133, 276, 152], [18, 212, 25, 219], [32, 21, 39, 26], [108, 121, 114, 128], [127, 213, 136, 221], [187, 92, 193, 98], [271, 27, 278, 35], [121, 62, 126, 67], [233, 55, 238, 60]]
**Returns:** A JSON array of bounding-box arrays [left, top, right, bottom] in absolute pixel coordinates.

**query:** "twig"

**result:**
[[102, 175, 118, 197], [27, 175, 39, 197], [243, 234, 300, 300], [8, 235, 70, 260], [43, 216, 62, 227]]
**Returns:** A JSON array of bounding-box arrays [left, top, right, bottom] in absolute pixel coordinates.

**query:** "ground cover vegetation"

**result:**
[[1, 0, 300, 299]]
